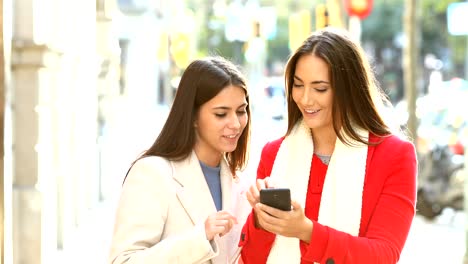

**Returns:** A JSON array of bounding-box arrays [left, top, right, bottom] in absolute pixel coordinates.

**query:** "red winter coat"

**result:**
[[239, 134, 417, 264]]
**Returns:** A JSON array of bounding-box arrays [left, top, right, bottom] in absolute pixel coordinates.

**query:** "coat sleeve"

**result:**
[[108, 158, 217, 264], [302, 138, 418, 264], [239, 140, 281, 263]]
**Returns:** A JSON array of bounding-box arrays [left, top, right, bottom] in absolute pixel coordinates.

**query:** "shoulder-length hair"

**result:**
[[284, 28, 391, 145], [139, 56, 250, 175]]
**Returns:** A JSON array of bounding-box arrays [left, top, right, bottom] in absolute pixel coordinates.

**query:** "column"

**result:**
[[96, 0, 121, 202], [11, 41, 60, 264], [11, 0, 99, 263], [0, 0, 5, 262], [464, 145, 468, 264]]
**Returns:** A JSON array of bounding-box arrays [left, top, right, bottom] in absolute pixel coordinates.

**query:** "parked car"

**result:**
[[260, 76, 286, 120]]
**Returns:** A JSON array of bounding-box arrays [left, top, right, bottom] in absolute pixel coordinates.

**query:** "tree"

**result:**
[[0, 0, 4, 260], [403, 0, 418, 145], [419, 0, 467, 78]]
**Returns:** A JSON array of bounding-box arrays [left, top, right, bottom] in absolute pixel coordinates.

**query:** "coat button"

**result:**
[[325, 258, 335, 264]]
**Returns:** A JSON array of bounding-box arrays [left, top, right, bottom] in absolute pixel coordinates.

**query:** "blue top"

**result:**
[[199, 161, 222, 211]]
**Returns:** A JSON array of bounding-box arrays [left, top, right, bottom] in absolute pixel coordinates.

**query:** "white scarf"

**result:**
[[266, 120, 368, 264]]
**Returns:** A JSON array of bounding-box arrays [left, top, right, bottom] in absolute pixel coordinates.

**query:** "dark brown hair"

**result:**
[[137, 56, 250, 175], [284, 28, 391, 145]]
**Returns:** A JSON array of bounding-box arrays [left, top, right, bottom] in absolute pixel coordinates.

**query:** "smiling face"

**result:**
[[292, 53, 334, 134], [194, 84, 249, 167]]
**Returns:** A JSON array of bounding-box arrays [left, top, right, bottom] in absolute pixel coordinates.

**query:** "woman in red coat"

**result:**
[[239, 28, 417, 264]]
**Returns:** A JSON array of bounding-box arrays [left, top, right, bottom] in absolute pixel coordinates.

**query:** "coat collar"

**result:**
[[171, 151, 234, 225]]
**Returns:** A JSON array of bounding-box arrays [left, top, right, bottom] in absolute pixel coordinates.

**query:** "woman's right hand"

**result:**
[[245, 177, 275, 228], [245, 177, 275, 208], [204, 211, 238, 241]]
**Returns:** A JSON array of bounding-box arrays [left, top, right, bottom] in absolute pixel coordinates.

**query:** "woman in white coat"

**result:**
[[109, 56, 252, 264]]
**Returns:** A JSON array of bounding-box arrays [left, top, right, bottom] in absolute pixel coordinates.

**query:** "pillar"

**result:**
[[11, 41, 61, 264], [0, 0, 5, 262], [11, 0, 99, 263]]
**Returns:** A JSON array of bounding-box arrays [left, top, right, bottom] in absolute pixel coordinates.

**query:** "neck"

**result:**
[[193, 145, 222, 167], [311, 126, 337, 156]]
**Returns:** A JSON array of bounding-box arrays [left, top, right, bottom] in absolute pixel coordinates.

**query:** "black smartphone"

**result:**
[[260, 188, 291, 211]]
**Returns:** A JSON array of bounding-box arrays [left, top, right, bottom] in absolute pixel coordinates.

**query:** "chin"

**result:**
[[225, 147, 237, 153], [223, 145, 238, 153], [303, 120, 320, 129]]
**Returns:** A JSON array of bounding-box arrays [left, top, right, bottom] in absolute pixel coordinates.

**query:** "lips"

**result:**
[[224, 133, 239, 139], [304, 109, 320, 114]]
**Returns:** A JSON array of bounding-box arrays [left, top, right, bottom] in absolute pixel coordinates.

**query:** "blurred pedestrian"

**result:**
[[239, 28, 417, 264], [109, 56, 252, 264]]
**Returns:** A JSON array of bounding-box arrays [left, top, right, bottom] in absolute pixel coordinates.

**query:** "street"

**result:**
[[59, 103, 466, 264]]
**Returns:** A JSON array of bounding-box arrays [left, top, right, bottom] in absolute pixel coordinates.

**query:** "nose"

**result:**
[[300, 87, 313, 106], [228, 113, 241, 130]]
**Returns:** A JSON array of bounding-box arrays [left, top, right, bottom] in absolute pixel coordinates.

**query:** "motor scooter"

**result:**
[[416, 144, 464, 220]]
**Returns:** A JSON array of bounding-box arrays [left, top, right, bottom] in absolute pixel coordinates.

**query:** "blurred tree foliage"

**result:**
[[361, 0, 466, 79], [419, 0, 467, 77], [264, 15, 290, 68], [358, 0, 467, 102], [188, 0, 465, 79], [361, 1, 405, 102], [361, 1, 403, 51], [189, 0, 318, 73]]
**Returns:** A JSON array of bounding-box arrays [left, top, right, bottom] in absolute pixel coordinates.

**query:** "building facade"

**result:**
[[1, 0, 123, 263]]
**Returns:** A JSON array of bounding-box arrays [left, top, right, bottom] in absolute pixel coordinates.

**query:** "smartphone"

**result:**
[[260, 188, 291, 211]]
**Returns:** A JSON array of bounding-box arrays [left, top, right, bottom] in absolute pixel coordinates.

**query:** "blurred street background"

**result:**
[[1, 0, 468, 263]]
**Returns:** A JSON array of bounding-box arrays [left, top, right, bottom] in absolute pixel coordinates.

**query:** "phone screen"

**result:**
[[260, 188, 291, 211]]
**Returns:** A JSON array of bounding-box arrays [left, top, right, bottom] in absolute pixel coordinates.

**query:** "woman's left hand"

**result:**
[[254, 200, 313, 243]]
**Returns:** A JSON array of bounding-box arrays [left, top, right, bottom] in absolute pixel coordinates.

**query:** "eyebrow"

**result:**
[[212, 103, 248, 110], [294, 75, 330, 84]]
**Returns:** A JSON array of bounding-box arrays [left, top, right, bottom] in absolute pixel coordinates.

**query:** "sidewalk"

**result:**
[[67, 200, 466, 264], [55, 199, 117, 264], [399, 209, 466, 263]]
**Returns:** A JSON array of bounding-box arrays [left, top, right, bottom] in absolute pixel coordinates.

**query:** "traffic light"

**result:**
[[170, 32, 191, 69], [315, 4, 329, 30], [344, 0, 374, 20], [289, 10, 311, 52], [169, 9, 195, 69]]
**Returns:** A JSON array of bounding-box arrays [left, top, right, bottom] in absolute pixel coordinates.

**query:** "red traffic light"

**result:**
[[344, 0, 373, 20]]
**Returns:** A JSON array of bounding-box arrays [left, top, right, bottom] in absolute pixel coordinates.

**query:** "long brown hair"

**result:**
[[136, 56, 250, 175], [284, 28, 392, 145]]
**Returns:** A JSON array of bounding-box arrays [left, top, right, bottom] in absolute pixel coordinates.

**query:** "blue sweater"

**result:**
[[199, 161, 222, 211]]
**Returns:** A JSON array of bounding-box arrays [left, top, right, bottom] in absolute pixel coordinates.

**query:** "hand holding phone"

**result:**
[[259, 188, 291, 211]]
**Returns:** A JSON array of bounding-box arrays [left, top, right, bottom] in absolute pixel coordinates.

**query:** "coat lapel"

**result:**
[[172, 151, 217, 225], [216, 160, 237, 263], [172, 151, 240, 264]]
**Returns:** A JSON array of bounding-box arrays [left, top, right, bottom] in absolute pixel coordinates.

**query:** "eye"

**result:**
[[293, 83, 304, 88], [237, 108, 247, 115], [315, 87, 328, 93], [215, 113, 227, 118]]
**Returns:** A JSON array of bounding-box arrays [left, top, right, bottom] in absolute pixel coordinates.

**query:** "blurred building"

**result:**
[[0, 0, 179, 261], [0, 0, 139, 263]]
